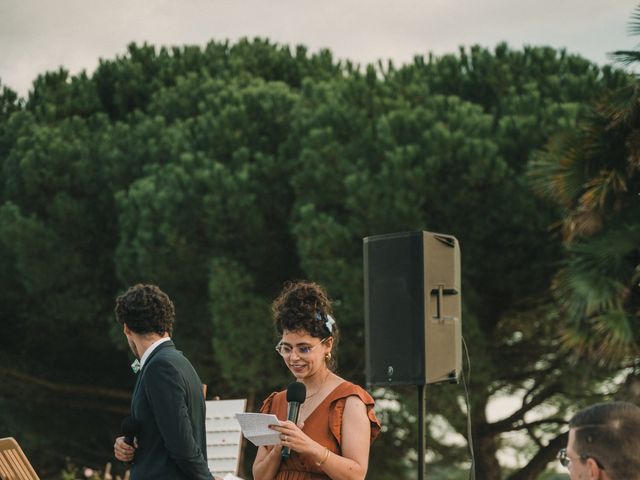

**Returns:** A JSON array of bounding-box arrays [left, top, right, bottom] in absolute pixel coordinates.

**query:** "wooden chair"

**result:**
[[0, 437, 39, 480]]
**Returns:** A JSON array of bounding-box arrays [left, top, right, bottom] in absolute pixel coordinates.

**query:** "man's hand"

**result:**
[[114, 436, 136, 462]]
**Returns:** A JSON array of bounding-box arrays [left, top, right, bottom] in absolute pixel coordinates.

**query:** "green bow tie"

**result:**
[[131, 359, 141, 374]]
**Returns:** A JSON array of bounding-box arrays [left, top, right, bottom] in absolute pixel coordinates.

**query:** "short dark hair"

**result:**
[[272, 280, 340, 369], [569, 401, 640, 479], [115, 284, 175, 335]]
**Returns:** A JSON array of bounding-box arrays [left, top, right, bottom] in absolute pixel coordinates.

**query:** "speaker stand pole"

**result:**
[[418, 383, 426, 480]]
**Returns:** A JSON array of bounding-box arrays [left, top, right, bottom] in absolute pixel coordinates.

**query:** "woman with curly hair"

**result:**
[[253, 281, 380, 480]]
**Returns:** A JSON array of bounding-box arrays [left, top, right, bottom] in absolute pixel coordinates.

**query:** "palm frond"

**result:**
[[600, 83, 640, 130], [607, 4, 640, 67], [608, 50, 640, 65], [562, 210, 603, 240], [552, 223, 640, 364], [569, 225, 639, 278], [558, 321, 594, 360], [558, 308, 636, 366], [628, 8, 640, 37], [528, 133, 585, 208], [579, 169, 628, 211], [624, 128, 640, 170], [591, 310, 637, 362]]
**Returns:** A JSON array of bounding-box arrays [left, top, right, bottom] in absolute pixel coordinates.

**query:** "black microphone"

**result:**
[[121, 416, 140, 448], [281, 382, 306, 459]]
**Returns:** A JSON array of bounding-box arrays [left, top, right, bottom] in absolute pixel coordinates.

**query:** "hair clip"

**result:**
[[325, 314, 336, 333], [316, 311, 336, 333]]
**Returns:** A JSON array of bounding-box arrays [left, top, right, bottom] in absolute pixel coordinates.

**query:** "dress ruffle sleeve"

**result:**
[[259, 391, 278, 414], [328, 383, 381, 446]]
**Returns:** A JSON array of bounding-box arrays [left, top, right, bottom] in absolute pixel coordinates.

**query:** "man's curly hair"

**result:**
[[115, 284, 175, 335], [272, 280, 340, 368]]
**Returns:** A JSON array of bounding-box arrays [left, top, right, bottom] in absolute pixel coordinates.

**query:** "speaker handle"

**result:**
[[434, 285, 444, 321], [432, 284, 460, 322]]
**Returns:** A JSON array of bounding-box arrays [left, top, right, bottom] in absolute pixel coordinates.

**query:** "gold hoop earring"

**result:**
[[325, 352, 332, 361]]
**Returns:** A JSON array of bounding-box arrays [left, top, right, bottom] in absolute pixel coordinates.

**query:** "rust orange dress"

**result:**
[[259, 381, 381, 480]]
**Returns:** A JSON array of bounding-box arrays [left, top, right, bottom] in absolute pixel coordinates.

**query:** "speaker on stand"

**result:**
[[364, 231, 462, 480]]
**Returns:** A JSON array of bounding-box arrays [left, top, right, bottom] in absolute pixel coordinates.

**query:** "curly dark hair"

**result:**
[[115, 284, 175, 335], [272, 280, 340, 368]]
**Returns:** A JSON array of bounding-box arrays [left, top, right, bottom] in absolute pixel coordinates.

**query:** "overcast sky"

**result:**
[[0, 0, 637, 98]]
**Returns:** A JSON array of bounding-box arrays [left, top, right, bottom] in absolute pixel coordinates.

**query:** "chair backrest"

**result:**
[[0, 438, 39, 480], [204, 398, 247, 478]]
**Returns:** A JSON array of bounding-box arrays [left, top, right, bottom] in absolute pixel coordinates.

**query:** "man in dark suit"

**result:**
[[113, 284, 213, 480]]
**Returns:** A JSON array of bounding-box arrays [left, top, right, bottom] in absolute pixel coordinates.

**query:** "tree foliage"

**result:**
[[0, 38, 633, 479], [529, 4, 640, 379]]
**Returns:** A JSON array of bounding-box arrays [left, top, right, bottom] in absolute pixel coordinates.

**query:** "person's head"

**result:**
[[115, 284, 175, 357], [563, 401, 640, 480], [272, 280, 340, 379]]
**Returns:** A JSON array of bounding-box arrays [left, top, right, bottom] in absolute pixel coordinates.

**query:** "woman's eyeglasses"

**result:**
[[275, 338, 328, 357]]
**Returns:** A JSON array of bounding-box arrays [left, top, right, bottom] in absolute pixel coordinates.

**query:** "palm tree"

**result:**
[[610, 4, 640, 66], [528, 4, 640, 365]]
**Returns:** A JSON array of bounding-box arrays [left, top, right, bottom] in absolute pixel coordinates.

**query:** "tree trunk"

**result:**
[[473, 428, 503, 480], [470, 392, 503, 480]]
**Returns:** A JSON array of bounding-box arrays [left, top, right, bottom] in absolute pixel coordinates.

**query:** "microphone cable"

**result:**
[[461, 335, 475, 480]]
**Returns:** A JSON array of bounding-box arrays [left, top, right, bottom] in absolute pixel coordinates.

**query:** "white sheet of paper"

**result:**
[[234, 413, 282, 446]]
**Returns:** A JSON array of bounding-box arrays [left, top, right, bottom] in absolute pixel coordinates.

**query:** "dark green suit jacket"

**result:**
[[131, 340, 211, 480]]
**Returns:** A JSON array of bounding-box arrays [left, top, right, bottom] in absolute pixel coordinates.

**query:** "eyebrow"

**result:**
[[279, 341, 313, 346]]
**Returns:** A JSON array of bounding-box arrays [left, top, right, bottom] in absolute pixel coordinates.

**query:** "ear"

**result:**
[[123, 323, 132, 335], [586, 458, 603, 479], [324, 336, 334, 352]]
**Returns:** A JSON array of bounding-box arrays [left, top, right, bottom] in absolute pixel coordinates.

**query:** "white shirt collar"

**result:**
[[139, 337, 171, 369]]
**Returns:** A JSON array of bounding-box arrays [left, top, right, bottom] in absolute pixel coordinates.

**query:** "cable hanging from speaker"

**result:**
[[461, 335, 476, 480]]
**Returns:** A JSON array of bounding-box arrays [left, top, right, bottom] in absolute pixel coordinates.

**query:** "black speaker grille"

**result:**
[[364, 232, 425, 385]]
